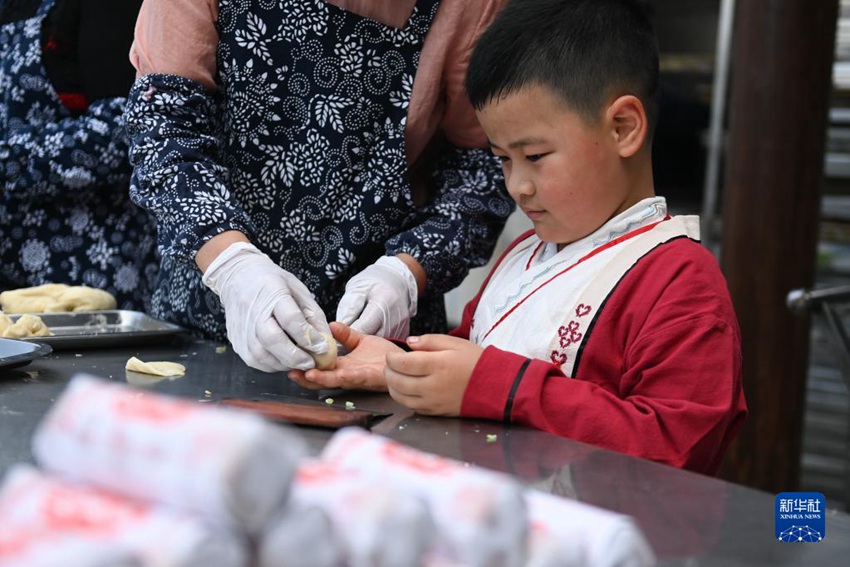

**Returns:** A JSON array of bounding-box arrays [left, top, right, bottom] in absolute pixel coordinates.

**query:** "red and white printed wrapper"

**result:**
[[0, 465, 247, 567], [319, 427, 527, 567], [524, 490, 656, 567], [288, 458, 435, 567], [31, 374, 307, 534], [258, 499, 343, 567]]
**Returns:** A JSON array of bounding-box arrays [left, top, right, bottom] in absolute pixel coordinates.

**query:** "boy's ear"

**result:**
[[605, 95, 647, 158]]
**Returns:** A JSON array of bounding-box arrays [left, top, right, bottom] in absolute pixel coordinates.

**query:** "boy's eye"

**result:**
[[495, 155, 511, 164], [526, 153, 546, 162]]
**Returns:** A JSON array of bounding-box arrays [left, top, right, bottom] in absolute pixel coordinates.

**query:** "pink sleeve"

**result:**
[[438, 0, 507, 148], [130, 0, 219, 90], [406, 0, 507, 163]]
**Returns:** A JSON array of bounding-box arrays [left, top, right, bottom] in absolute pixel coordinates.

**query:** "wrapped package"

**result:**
[[525, 489, 656, 567], [320, 427, 527, 567], [0, 465, 247, 567], [289, 458, 435, 567], [258, 500, 343, 567], [31, 374, 307, 534]]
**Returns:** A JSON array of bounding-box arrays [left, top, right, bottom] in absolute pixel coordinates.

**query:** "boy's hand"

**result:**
[[385, 334, 483, 416], [287, 322, 400, 391]]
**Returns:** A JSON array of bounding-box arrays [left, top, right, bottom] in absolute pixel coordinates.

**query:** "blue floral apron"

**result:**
[[216, 0, 439, 301], [0, 0, 158, 310], [127, 0, 513, 341]]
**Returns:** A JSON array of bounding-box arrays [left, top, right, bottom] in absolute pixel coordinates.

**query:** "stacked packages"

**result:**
[[0, 375, 656, 566]]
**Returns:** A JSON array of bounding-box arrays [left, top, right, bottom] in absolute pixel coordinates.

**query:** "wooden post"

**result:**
[[718, 0, 838, 492]]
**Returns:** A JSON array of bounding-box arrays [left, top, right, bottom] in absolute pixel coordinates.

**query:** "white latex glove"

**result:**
[[336, 255, 418, 339], [202, 242, 331, 372]]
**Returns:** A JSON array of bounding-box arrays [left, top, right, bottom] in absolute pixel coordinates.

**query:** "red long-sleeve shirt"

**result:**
[[454, 234, 747, 475]]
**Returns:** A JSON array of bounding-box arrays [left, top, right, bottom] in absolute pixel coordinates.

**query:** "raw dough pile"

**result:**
[[0, 284, 117, 313], [125, 356, 186, 377], [0, 312, 51, 338]]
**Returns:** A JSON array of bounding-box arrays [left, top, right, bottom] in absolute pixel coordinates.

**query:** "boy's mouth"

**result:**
[[522, 207, 546, 220]]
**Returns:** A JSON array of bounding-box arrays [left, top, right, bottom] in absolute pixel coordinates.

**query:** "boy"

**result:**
[[289, 0, 747, 475]]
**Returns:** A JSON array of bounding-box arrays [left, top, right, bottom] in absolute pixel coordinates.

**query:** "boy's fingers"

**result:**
[[292, 366, 383, 391], [329, 321, 361, 352], [386, 368, 424, 399], [287, 370, 328, 390], [406, 333, 464, 352], [305, 369, 346, 387], [390, 392, 430, 414], [385, 350, 431, 377]]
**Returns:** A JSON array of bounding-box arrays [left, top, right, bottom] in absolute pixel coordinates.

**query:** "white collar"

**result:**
[[536, 197, 668, 264]]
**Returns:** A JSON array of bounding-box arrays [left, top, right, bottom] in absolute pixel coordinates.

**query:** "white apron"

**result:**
[[470, 198, 700, 377]]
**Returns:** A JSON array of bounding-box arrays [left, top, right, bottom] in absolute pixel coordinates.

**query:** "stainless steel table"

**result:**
[[2, 334, 849, 566]]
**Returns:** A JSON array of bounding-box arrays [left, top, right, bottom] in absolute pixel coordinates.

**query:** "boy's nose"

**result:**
[[506, 176, 534, 200]]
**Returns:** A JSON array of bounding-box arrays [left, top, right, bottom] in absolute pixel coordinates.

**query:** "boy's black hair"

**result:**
[[466, 0, 660, 133]]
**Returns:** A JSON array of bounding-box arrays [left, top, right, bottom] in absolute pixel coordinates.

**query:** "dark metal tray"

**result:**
[[9, 311, 184, 349], [0, 338, 53, 369]]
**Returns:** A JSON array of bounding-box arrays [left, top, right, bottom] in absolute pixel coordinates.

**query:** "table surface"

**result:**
[[1, 334, 849, 566]]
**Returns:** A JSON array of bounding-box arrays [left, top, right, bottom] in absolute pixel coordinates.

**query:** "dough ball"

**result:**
[[312, 332, 338, 370], [125, 356, 186, 377]]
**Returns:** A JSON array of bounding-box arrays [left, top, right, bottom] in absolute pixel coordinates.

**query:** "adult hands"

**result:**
[[385, 334, 483, 416], [288, 322, 400, 391], [202, 242, 331, 372], [336, 255, 418, 339]]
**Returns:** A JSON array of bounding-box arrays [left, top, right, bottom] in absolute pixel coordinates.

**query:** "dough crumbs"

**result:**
[[325, 398, 334, 405], [215, 345, 227, 354], [345, 401, 355, 410], [486, 434, 498, 443], [125, 356, 186, 377]]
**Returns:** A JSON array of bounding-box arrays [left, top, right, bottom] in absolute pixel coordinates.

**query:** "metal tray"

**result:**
[[0, 338, 53, 369], [8, 311, 184, 349]]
